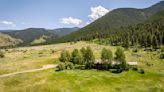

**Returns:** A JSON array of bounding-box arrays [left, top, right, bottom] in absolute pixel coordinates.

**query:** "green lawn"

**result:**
[[0, 41, 164, 92]]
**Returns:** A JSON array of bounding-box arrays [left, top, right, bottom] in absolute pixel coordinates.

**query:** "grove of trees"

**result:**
[[57, 46, 128, 73]]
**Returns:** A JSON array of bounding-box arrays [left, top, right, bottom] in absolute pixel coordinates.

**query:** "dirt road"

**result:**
[[0, 64, 57, 78]]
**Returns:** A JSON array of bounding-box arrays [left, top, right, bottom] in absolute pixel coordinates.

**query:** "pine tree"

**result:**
[[152, 35, 158, 50]]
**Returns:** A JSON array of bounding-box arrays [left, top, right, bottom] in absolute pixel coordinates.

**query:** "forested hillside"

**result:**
[[54, 1, 164, 43], [55, 10, 164, 50], [107, 10, 164, 49]]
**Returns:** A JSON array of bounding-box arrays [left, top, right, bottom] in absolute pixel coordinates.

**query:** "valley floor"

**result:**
[[0, 42, 164, 92]]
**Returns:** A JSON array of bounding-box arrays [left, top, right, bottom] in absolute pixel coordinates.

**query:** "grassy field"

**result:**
[[0, 42, 164, 92]]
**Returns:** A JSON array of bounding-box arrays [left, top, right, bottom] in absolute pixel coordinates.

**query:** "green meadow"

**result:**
[[0, 42, 164, 92]]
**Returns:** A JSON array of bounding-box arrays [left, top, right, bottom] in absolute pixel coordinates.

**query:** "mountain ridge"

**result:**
[[1, 27, 79, 46], [53, 1, 164, 43]]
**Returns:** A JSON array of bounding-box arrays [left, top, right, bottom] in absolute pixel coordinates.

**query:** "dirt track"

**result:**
[[0, 64, 57, 78]]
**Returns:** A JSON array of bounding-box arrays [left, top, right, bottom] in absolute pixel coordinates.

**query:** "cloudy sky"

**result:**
[[0, 0, 162, 30]]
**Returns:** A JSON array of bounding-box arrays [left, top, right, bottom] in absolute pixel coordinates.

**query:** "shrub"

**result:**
[[59, 50, 71, 62], [66, 62, 74, 69], [161, 46, 164, 52], [85, 62, 93, 69], [0, 50, 4, 58], [139, 69, 145, 74], [160, 54, 164, 59], [132, 67, 138, 71], [51, 50, 55, 54], [132, 48, 138, 53], [38, 52, 43, 54], [56, 63, 66, 71], [102, 63, 109, 70], [75, 65, 85, 70], [110, 69, 122, 73]]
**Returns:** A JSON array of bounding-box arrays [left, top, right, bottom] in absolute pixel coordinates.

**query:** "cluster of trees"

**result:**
[[57, 46, 127, 72], [57, 46, 95, 71]]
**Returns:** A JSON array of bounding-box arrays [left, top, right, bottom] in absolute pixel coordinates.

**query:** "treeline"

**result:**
[[56, 46, 134, 73]]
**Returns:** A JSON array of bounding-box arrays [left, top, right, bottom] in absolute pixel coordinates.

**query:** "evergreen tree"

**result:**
[[152, 35, 158, 50], [147, 34, 152, 47], [124, 33, 130, 49]]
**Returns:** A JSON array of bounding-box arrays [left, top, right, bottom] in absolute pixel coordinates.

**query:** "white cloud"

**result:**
[[1, 21, 16, 27], [86, 22, 90, 25], [61, 17, 82, 25], [88, 6, 109, 21]]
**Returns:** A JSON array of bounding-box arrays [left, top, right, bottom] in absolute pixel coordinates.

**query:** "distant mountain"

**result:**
[[53, 1, 164, 43], [3, 28, 58, 45], [0, 32, 22, 47], [53, 27, 79, 37], [0, 30, 16, 32], [1, 27, 79, 45], [145, 1, 164, 13]]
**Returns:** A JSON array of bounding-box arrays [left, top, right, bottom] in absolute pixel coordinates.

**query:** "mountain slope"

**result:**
[[53, 27, 79, 37], [108, 10, 164, 48], [0, 32, 22, 47], [54, 1, 164, 43], [4, 28, 58, 45], [2, 27, 79, 45]]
